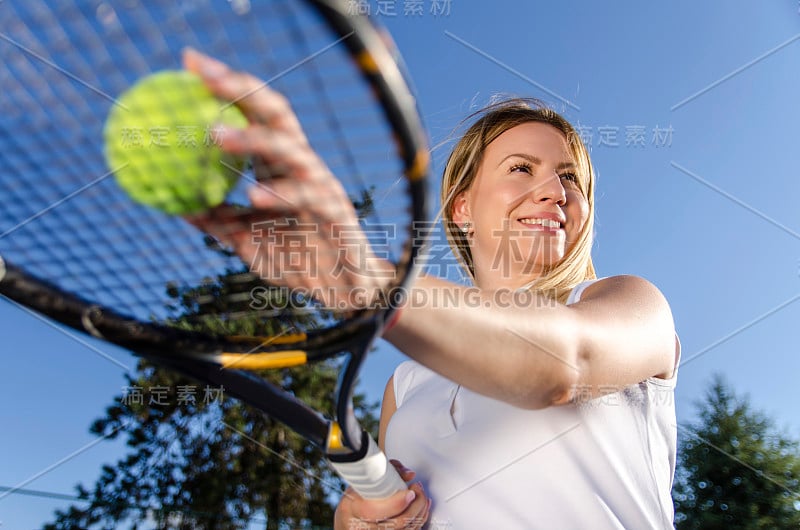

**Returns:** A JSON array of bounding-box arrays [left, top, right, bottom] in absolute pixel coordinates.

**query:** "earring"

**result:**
[[461, 222, 471, 234]]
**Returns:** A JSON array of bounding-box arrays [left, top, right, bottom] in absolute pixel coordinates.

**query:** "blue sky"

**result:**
[[2, 1, 800, 528]]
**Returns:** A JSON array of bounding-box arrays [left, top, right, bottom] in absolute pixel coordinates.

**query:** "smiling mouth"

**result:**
[[517, 218, 563, 230]]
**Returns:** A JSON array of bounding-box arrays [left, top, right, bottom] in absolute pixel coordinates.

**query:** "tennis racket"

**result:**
[[0, 0, 428, 501]]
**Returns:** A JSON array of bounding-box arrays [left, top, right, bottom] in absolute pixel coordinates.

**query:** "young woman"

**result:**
[[184, 49, 680, 530]]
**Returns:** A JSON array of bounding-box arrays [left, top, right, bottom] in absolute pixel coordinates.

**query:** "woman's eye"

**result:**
[[510, 163, 532, 174], [559, 172, 578, 183]]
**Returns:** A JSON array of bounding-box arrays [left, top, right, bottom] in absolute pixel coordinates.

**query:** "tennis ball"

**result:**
[[104, 70, 248, 215]]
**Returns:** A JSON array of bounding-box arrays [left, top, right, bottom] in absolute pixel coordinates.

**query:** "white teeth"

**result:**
[[519, 218, 561, 228]]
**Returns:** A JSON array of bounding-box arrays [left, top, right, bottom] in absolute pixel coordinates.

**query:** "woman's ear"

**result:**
[[451, 192, 470, 225]]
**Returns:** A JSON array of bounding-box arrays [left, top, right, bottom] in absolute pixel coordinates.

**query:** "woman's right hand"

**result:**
[[183, 48, 394, 311], [334, 460, 430, 529]]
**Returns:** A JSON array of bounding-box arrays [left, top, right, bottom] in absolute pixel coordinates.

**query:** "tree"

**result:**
[[44, 244, 378, 530], [673, 375, 800, 529]]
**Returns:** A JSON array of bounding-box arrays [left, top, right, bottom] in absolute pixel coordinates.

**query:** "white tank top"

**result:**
[[385, 280, 678, 529]]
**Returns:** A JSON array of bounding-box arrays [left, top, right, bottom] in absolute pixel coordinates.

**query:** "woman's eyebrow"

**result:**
[[496, 153, 576, 170]]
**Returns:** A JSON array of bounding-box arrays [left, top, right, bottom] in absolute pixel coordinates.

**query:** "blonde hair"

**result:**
[[441, 98, 596, 302]]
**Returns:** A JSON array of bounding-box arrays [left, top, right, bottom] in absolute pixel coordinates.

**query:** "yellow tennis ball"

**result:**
[[104, 70, 248, 214]]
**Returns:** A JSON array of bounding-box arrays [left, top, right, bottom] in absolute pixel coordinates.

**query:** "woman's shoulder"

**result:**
[[573, 275, 680, 381], [393, 359, 438, 389], [568, 275, 668, 305], [392, 360, 446, 407]]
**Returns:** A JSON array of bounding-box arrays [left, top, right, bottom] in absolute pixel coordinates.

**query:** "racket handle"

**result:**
[[329, 433, 407, 499]]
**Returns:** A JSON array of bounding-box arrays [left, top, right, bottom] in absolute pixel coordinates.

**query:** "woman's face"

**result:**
[[453, 121, 589, 290]]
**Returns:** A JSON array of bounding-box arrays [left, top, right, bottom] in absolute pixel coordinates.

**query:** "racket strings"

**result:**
[[0, 0, 416, 341]]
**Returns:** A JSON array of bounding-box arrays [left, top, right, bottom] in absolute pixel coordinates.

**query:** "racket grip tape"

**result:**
[[328, 431, 407, 499]]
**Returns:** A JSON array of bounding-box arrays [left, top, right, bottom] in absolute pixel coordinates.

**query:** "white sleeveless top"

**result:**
[[385, 280, 678, 529]]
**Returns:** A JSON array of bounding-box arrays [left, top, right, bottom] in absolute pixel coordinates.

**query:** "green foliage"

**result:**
[[164, 270, 317, 337], [673, 375, 800, 529], [45, 360, 376, 530], [45, 253, 378, 529]]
